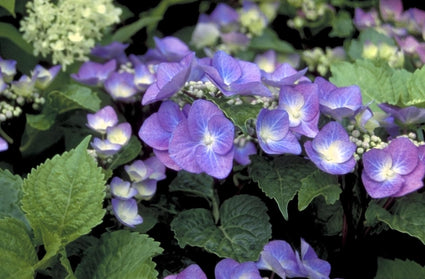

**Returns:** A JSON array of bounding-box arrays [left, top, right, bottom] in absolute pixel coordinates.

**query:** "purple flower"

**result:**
[[234, 140, 257, 165], [278, 83, 320, 138], [104, 71, 139, 102], [90, 138, 122, 156], [257, 240, 305, 278], [110, 176, 137, 200], [169, 99, 234, 179], [362, 137, 425, 198], [91, 42, 129, 65], [215, 258, 262, 279], [143, 36, 192, 63], [133, 63, 156, 91], [378, 103, 425, 127], [111, 198, 143, 227], [380, 0, 403, 21], [0, 57, 16, 82], [353, 8, 379, 30], [295, 238, 332, 279], [261, 62, 308, 87], [209, 3, 239, 28], [142, 53, 197, 105], [138, 101, 186, 170], [71, 60, 116, 86], [0, 136, 8, 152], [132, 179, 157, 200], [202, 50, 271, 97], [125, 160, 153, 182], [32, 64, 61, 89], [314, 77, 362, 121], [164, 264, 207, 279], [304, 121, 357, 175], [0, 72, 7, 93], [105, 122, 132, 146], [256, 108, 301, 155], [86, 105, 118, 134]]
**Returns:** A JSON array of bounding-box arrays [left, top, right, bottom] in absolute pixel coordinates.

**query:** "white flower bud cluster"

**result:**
[[20, 0, 122, 70], [347, 124, 386, 161]]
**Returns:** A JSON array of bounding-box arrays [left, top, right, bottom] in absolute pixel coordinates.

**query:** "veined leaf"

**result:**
[[298, 170, 341, 211], [406, 65, 425, 107], [48, 84, 101, 114], [171, 194, 271, 262], [75, 231, 163, 279], [249, 155, 317, 220], [0, 0, 15, 17], [0, 218, 38, 279], [107, 136, 142, 170], [330, 60, 395, 112], [0, 22, 33, 54], [249, 28, 295, 53], [365, 193, 425, 245], [375, 258, 425, 279], [169, 171, 215, 204], [21, 136, 106, 250], [0, 169, 29, 228]]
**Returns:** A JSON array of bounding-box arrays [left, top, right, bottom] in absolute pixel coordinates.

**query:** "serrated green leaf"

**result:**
[[107, 136, 142, 170], [49, 84, 101, 114], [21, 136, 106, 248], [0, 23, 33, 54], [330, 60, 395, 112], [169, 171, 215, 203], [249, 155, 316, 220], [365, 193, 425, 244], [391, 68, 412, 107], [0, 0, 15, 17], [347, 28, 395, 61], [375, 258, 425, 279], [0, 218, 37, 279], [298, 170, 341, 211], [249, 28, 295, 53], [0, 169, 29, 228], [59, 248, 77, 279], [171, 194, 271, 262], [206, 96, 262, 134], [314, 198, 344, 236], [75, 231, 163, 279], [406, 65, 425, 107]]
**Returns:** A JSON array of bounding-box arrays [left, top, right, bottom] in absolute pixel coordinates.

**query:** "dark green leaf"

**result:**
[[249, 28, 295, 53], [0, 0, 15, 17], [171, 194, 271, 262], [107, 136, 142, 170], [329, 11, 354, 38], [375, 258, 425, 279], [169, 171, 215, 204], [0, 23, 33, 54]]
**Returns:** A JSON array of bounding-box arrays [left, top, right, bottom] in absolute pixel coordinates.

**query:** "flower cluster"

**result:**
[[165, 238, 331, 279], [20, 0, 122, 69]]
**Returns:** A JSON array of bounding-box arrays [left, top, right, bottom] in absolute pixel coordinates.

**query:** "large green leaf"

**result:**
[[107, 136, 142, 170], [298, 170, 341, 211], [0, 22, 33, 54], [406, 65, 425, 107], [21, 136, 106, 250], [75, 231, 163, 279], [169, 171, 215, 204], [0, 218, 38, 279], [171, 194, 271, 262], [0, 0, 15, 17], [347, 28, 395, 61], [0, 169, 28, 228], [249, 155, 317, 220], [375, 258, 425, 279], [365, 193, 425, 245], [249, 28, 295, 53]]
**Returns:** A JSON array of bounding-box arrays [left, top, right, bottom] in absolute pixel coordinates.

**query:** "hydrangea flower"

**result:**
[[378, 103, 425, 127], [295, 238, 332, 279], [106, 122, 132, 146], [304, 121, 357, 175], [314, 77, 362, 121], [202, 50, 271, 97], [164, 264, 207, 279], [138, 101, 186, 170], [215, 258, 262, 279], [361, 137, 425, 198], [0, 57, 17, 82], [71, 60, 117, 87], [90, 137, 122, 157], [278, 82, 320, 138], [0, 137, 8, 152], [169, 99, 234, 179], [91, 41, 129, 64], [111, 198, 143, 227], [143, 36, 192, 64], [234, 140, 257, 165], [86, 105, 118, 134], [109, 176, 137, 200], [104, 71, 139, 102], [256, 108, 301, 155], [32, 64, 61, 90], [261, 62, 308, 87]]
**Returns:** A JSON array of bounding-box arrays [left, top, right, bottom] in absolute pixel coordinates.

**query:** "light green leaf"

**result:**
[[249, 155, 317, 220], [206, 96, 262, 135], [406, 65, 425, 107], [0, 0, 15, 17], [298, 170, 341, 211], [171, 194, 271, 262], [329, 11, 354, 38], [365, 193, 425, 244], [48, 84, 101, 114], [169, 171, 215, 204], [21, 136, 106, 248], [330, 60, 395, 112], [347, 28, 395, 61], [0, 169, 29, 228], [0, 218, 37, 279], [75, 231, 163, 279], [375, 258, 425, 279], [0, 23, 33, 54]]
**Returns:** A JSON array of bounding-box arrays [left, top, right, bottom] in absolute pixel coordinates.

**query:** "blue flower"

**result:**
[[163, 264, 207, 279], [304, 121, 356, 175], [169, 99, 234, 179], [111, 198, 143, 228], [71, 60, 116, 87], [362, 137, 425, 198], [215, 258, 262, 279]]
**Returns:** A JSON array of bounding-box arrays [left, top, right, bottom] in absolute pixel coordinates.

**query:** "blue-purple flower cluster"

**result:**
[[165, 238, 331, 279]]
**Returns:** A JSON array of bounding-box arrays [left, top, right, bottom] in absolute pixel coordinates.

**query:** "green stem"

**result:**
[[212, 189, 220, 224], [0, 127, 13, 144]]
